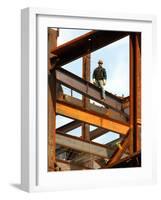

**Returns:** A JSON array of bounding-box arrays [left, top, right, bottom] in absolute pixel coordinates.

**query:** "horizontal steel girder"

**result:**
[[50, 30, 129, 68], [90, 128, 108, 140], [56, 68, 127, 112], [60, 94, 128, 123], [56, 120, 109, 140], [56, 120, 82, 134], [56, 101, 129, 135], [56, 132, 113, 159]]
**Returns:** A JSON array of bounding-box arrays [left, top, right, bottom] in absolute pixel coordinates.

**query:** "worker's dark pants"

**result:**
[[94, 79, 106, 99]]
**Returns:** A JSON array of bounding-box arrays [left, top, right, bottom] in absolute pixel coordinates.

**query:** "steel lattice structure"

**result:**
[[48, 28, 141, 171]]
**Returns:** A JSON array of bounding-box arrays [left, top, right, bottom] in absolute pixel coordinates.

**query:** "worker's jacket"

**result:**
[[92, 66, 107, 80]]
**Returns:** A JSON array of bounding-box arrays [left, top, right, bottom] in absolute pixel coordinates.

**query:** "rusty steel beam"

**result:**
[[50, 30, 129, 69], [82, 54, 90, 141], [56, 101, 129, 135], [58, 95, 128, 123], [134, 33, 141, 152], [105, 132, 130, 168], [82, 123, 90, 141], [94, 137, 125, 167], [48, 28, 59, 71], [121, 97, 130, 110], [56, 134, 123, 158], [62, 94, 83, 107], [56, 132, 113, 159], [48, 71, 57, 169], [56, 68, 123, 112], [136, 124, 141, 152], [48, 28, 58, 170], [82, 54, 90, 82], [129, 33, 141, 154], [107, 151, 141, 168], [90, 128, 109, 140], [56, 120, 82, 134], [129, 34, 134, 155]]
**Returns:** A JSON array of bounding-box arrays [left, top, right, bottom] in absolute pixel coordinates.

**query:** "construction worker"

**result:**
[[92, 59, 107, 99]]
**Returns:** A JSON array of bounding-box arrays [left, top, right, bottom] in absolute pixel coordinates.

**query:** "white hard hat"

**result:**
[[98, 59, 103, 64]]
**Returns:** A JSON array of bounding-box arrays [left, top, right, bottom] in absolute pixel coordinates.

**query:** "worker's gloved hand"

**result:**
[[103, 79, 106, 86], [92, 79, 96, 84]]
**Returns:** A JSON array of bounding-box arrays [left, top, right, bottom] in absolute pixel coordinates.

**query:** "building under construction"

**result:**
[[48, 28, 141, 171]]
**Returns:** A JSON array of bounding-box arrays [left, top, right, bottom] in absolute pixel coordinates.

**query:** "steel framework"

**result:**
[[48, 28, 141, 171]]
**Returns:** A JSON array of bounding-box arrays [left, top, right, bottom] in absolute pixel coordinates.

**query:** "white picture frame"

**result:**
[[21, 7, 157, 192]]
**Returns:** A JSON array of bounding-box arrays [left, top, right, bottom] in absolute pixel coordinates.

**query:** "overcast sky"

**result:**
[[55, 28, 129, 144]]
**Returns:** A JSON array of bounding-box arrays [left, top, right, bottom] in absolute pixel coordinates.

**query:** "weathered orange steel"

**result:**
[[56, 132, 113, 159], [56, 120, 82, 134], [50, 30, 129, 68], [48, 28, 58, 170], [121, 97, 130, 110], [134, 33, 141, 152], [57, 94, 128, 123], [56, 101, 129, 135], [105, 132, 130, 167], [129, 32, 141, 154], [129, 34, 134, 155], [90, 128, 109, 140], [48, 29, 141, 170], [107, 151, 141, 168], [56, 68, 124, 112], [82, 54, 90, 141]]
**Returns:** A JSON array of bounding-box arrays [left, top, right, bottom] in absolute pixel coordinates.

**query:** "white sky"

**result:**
[[55, 28, 129, 144]]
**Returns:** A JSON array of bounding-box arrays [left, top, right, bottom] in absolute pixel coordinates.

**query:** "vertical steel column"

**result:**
[[82, 54, 90, 141], [129, 34, 135, 155], [129, 33, 141, 154], [134, 33, 141, 152], [48, 28, 59, 170], [82, 54, 93, 168]]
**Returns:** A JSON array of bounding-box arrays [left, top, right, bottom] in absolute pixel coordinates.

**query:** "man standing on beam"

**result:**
[[92, 59, 107, 99]]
